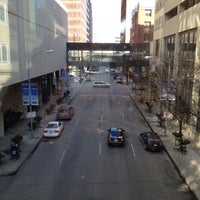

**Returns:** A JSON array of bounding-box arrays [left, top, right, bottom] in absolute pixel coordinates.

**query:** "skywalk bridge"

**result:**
[[66, 42, 149, 68]]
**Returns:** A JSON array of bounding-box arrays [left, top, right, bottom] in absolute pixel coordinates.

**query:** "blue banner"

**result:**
[[22, 83, 39, 106]]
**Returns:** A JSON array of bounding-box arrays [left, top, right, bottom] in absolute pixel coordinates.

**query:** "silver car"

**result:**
[[92, 81, 110, 88], [43, 121, 64, 137]]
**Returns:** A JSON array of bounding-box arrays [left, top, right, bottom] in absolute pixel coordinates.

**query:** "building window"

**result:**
[[0, 3, 8, 23], [144, 34, 150, 41], [179, 29, 196, 59], [0, 44, 9, 63], [145, 9, 152, 17], [144, 21, 151, 30]]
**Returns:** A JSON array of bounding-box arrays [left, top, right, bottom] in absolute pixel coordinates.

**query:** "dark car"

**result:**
[[115, 77, 123, 83], [56, 105, 74, 120], [107, 127, 125, 146], [139, 132, 164, 152]]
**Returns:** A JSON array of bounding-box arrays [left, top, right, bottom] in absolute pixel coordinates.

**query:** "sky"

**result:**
[[91, 0, 139, 43], [91, 0, 154, 43], [91, 0, 122, 43]]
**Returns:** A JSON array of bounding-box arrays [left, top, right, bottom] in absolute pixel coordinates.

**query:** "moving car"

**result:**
[[56, 105, 74, 120], [43, 121, 64, 137], [139, 131, 164, 152], [107, 127, 125, 146], [93, 81, 110, 88]]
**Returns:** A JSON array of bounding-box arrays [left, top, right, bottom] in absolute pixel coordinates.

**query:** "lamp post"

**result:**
[[27, 49, 54, 137]]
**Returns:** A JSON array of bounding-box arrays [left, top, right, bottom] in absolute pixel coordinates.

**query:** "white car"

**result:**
[[43, 121, 64, 137], [93, 81, 110, 88], [160, 93, 175, 101]]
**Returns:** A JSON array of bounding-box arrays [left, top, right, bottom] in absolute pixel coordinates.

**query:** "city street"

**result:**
[[0, 68, 194, 200]]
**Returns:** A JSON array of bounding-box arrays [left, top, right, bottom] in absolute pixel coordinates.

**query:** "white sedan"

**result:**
[[92, 81, 110, 88], [43, 121, 64, 137]]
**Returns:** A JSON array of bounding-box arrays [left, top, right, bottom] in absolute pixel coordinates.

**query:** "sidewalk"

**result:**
[[0, 80, 79, 176], [129, 89, 200, 200]]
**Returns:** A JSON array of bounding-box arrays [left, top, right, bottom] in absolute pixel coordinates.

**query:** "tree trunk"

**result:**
[[196, 111, 200, 132]]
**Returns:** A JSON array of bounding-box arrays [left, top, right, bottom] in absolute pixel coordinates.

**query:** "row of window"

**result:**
[[0, 2, 8, 23], [165, 29, 196, 52]]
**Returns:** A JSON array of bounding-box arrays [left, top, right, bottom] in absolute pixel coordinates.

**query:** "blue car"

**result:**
[[107, 127, 125, 146]]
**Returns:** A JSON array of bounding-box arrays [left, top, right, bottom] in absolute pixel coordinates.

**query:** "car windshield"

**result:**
[[146, 133, 159, 141], [47, 123, 58, 128], [110, 128, 122, 137]]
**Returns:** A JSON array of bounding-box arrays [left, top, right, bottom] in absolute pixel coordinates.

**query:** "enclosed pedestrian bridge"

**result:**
[[67, 42, 149, 68]]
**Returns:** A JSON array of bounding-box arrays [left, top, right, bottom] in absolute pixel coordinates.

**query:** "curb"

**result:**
[[129, 93, 198, 200]]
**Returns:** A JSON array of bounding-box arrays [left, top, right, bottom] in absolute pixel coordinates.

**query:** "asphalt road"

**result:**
[[0, 68, 194, 200]]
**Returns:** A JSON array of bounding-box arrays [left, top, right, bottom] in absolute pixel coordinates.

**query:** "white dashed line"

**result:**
[[58, 149, 66, 165], [130, 143, 136, 157], [99, 142, 102, 156]]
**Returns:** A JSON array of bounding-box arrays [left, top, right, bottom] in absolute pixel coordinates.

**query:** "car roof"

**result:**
[[110, 127, 118, 131], [141, 132, 159, 139]]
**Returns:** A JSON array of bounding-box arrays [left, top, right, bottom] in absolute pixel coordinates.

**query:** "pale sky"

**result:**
[[91, 0, 155, 43], [91, 0, 121, 43]]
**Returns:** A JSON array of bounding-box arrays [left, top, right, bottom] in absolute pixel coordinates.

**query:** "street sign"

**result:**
[[164, 112, 173, 119], [27, 111, 36, 118], [22, 83, 39, 105]]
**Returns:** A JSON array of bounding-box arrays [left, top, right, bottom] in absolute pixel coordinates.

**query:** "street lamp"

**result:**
[[27, 49, 54, 137]]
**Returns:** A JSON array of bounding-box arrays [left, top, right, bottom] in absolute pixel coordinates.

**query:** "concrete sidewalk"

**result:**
[[129, 91, 200, 200], [0, 95, 61, 175], [0, 82, 78, 176]]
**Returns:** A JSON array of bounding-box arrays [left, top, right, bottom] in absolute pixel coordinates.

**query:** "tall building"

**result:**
[[61, 0, 92, 42], [130, 1, 155, 53], [0, 0, 68, 137], [152, 0, 200, 144], [120, 0, 136, 43]]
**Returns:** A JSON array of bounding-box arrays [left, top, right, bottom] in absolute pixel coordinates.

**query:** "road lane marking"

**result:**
[[100, 114, 103, 121], [131, 143, 136, 157], [58, 149, 66, 165], [99, 142, 102, 156], [76, 118, 80, 126], [97, 128, 104, 134], [121, 112, 125, 120]]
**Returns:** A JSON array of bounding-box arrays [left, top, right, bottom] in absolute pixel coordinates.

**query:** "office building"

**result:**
[[61, 0, 92, 42], [152, 0, 200, 144], [0, 0, 68, 136]]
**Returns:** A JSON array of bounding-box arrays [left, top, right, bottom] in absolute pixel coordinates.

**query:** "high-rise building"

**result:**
[[120, 0, 136, 43], [61, 0, 92, 42]]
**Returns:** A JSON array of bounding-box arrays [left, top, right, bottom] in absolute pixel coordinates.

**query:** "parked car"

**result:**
[[113, 74, 120, 79], [160, 93, 175, 101], [115, 77, 123, 83], [139, 132, 164, 152], [93, 81, 110, 88], [56, 105, 74, 120], [43, 121, 64, 137], [107, 127, 125, 146], [86, 76, 92, 82]]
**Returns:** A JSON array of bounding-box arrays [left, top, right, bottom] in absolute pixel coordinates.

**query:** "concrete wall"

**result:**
[[0, 0, 68, 88], [0, 0, 68, 137]]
